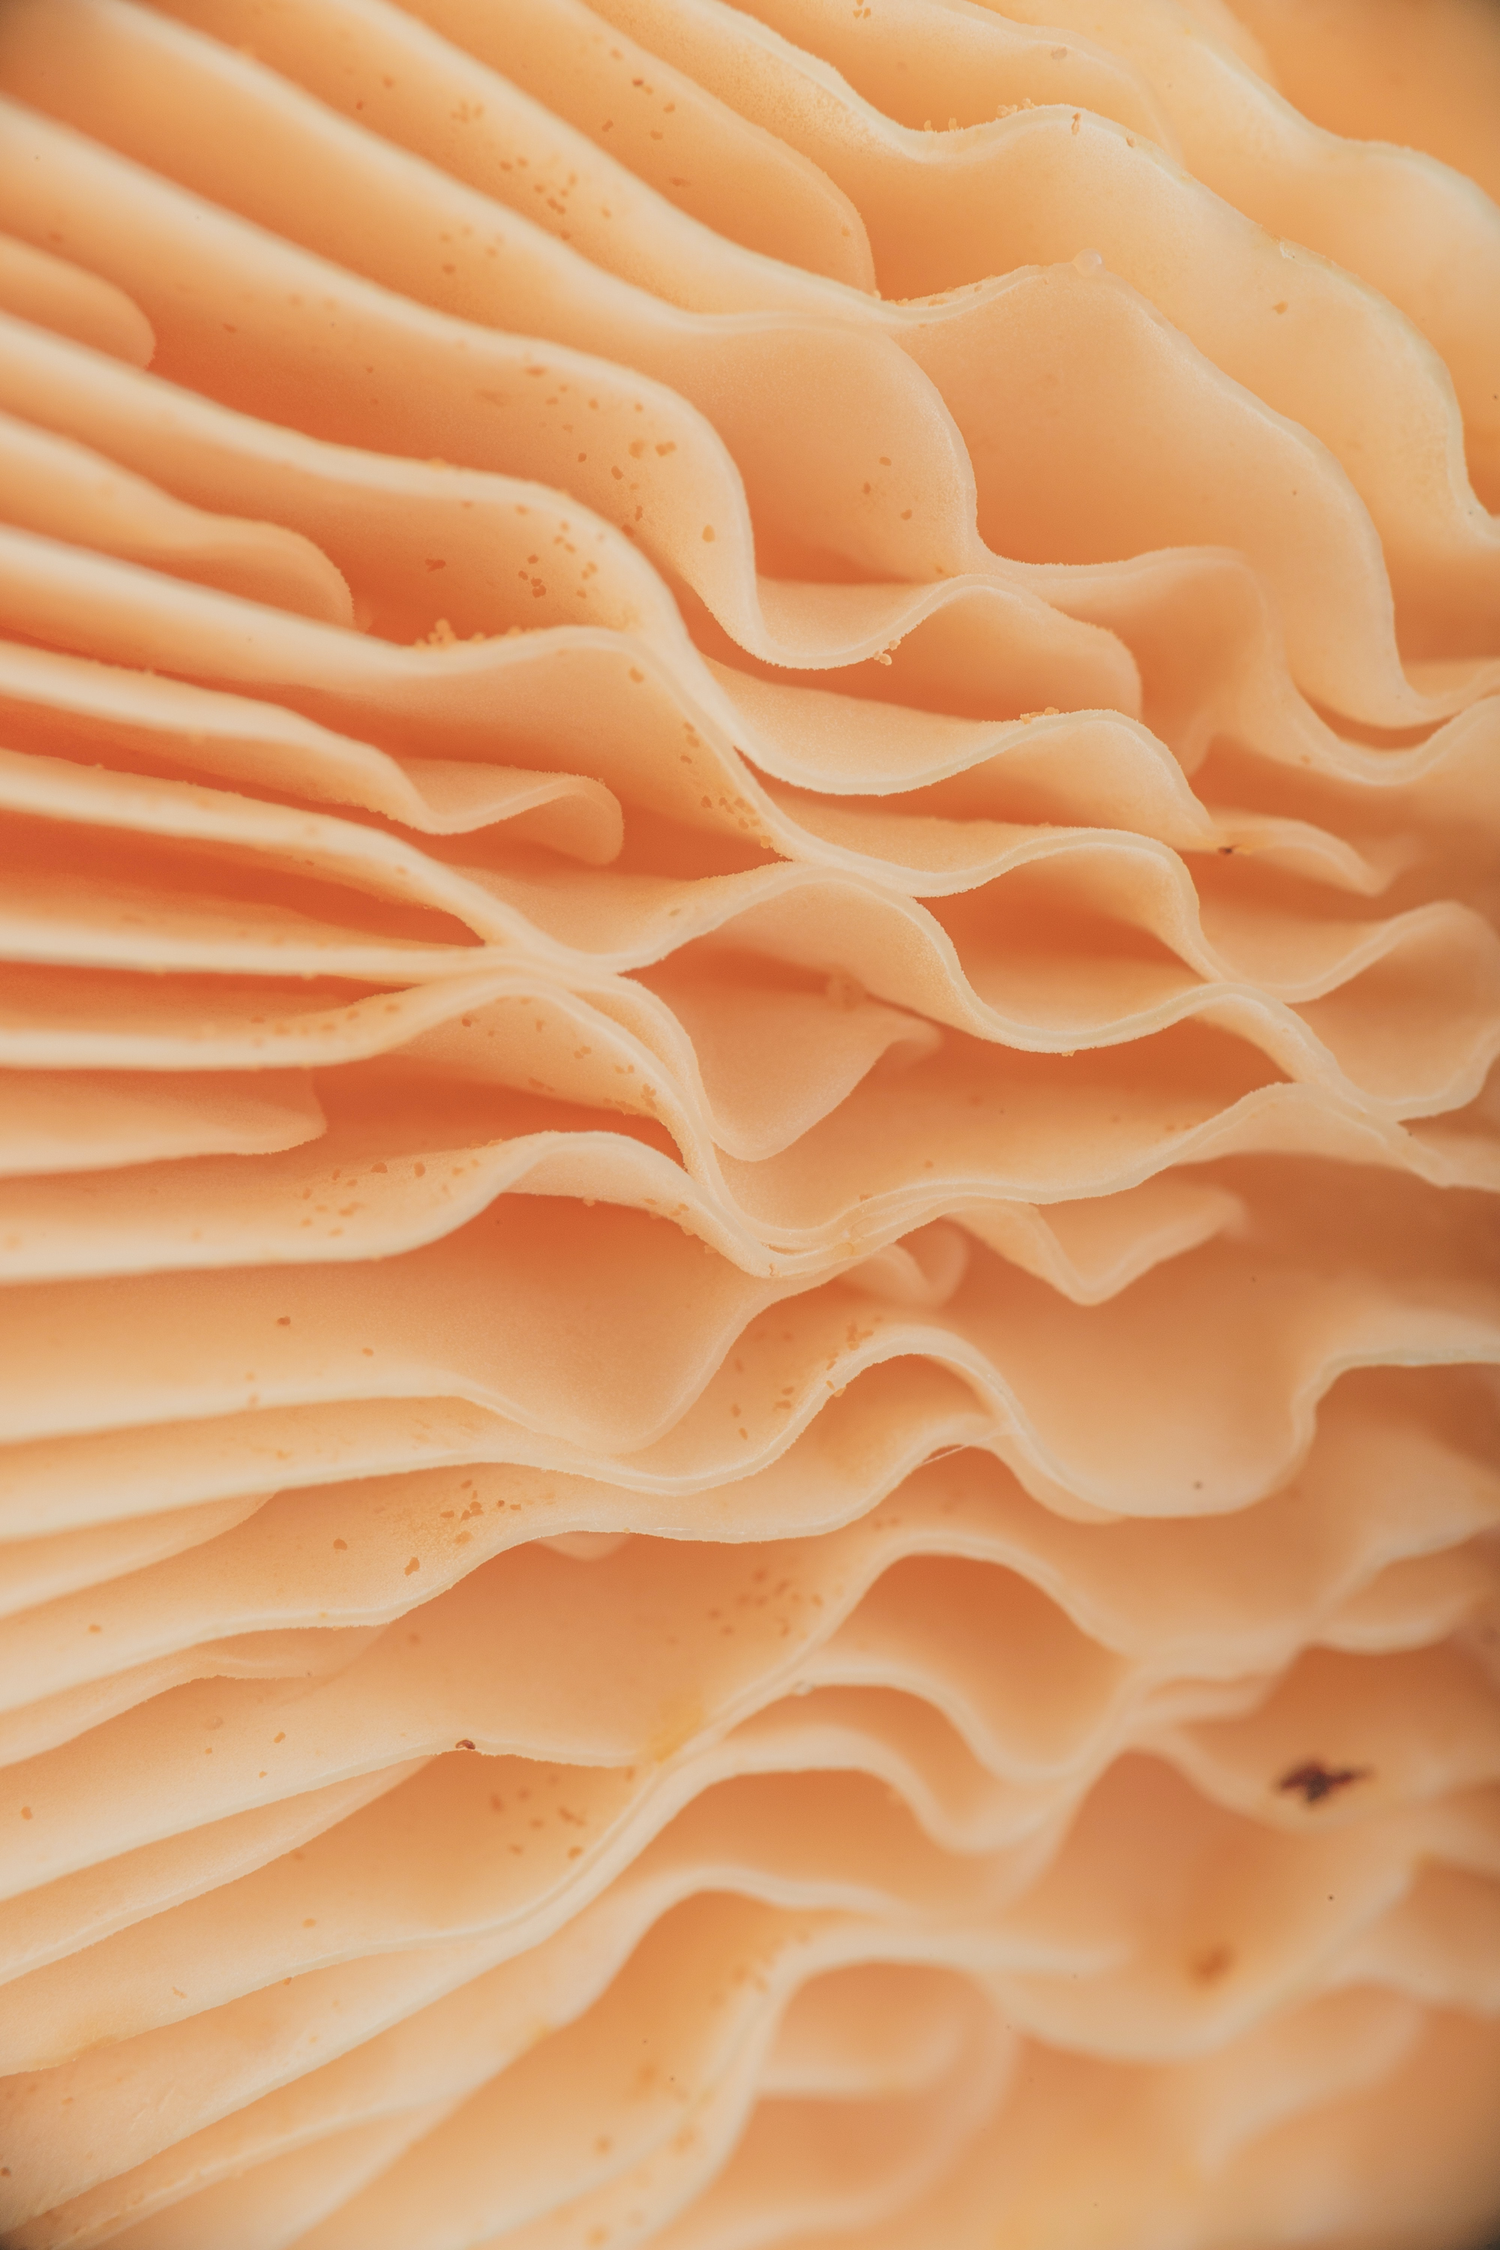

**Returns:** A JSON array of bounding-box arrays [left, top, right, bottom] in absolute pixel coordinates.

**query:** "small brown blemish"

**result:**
[[456, 1738, 477, 1750], [1277, 1759, 1371, 1806], [1190, 1943, 1234, 1982]]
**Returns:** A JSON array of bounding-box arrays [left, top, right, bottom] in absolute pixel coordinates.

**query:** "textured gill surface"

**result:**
[[0, 0, 1498, 2245]]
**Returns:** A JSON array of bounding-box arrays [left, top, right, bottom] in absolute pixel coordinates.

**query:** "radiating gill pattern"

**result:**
[[0, 0, 1498, 2244]]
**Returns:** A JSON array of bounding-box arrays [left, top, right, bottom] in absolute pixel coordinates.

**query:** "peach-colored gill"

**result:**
[[0, 1, 1497, 2245]]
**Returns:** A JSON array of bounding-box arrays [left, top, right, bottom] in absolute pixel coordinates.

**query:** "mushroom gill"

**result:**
[[0, 2, 1498, 2246]]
